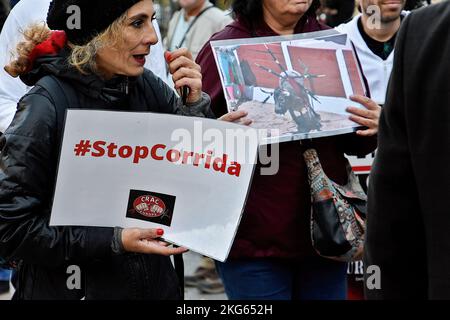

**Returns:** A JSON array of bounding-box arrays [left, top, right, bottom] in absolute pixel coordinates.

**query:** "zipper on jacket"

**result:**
[[122, 78, 129, 95]]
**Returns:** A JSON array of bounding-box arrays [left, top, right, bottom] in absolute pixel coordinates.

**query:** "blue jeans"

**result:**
[[216, 257, 347, 300], [0, 267, 11, 282]]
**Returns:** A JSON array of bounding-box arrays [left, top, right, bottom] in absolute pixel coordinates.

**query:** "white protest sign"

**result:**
[[50, 110, 258, 262]]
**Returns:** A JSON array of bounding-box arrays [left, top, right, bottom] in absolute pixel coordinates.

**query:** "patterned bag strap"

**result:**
[[303, 148, 336, 203]]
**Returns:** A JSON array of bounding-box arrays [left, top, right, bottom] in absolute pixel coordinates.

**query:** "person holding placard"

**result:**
[[197, 0, 379, 300], [0, 0, 245, 300]]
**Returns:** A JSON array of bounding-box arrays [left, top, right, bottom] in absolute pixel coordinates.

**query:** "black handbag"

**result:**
[[303, 148, 366, 262]]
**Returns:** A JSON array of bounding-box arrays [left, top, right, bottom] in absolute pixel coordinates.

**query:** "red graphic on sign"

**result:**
[[133, 195, 166, 218]]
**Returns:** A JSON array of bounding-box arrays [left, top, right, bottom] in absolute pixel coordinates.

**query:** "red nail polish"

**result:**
[[164, 51, 171, 62], [157, 229, 164, 236]]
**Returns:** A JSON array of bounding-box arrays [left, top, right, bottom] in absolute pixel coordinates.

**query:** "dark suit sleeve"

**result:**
[[363, 14, 428, 299], [0, 92, 114, 267], [338, 133, 377, 157]]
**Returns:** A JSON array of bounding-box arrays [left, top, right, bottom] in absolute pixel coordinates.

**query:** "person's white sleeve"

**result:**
[[220, 12, 233, 29], [334, 22, 348, 34], [146, 20, 169, 85], [0, 9, 30, 133]]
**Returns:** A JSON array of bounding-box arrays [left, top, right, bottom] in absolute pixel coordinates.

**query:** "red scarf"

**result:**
[[27, 30, 67, 72]]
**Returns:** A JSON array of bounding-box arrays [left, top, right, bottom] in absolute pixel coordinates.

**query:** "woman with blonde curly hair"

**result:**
[[0, 0, 243, 300]]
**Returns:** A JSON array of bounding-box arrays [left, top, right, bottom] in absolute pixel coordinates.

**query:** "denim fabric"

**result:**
[[0, 267, 11, 281], [216, 256, 347, 300]]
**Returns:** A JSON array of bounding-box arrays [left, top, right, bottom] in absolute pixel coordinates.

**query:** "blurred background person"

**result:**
[[328, 0, 439, 105], [319, 0, 356, 27], [336, 0, 407, 109], [164, 0, 232, 59]]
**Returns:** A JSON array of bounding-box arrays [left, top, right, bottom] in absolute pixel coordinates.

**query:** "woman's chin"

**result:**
[[123, 67, 145, 77]]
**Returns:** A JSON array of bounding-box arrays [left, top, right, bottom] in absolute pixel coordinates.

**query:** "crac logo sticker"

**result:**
[[126, 189, 175, 226]]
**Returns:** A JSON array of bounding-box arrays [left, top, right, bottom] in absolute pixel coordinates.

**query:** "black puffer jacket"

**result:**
[[0, 48, 213, 299]]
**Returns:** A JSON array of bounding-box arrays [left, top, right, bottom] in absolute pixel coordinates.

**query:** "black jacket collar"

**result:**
[[21, 46, 136, 104]]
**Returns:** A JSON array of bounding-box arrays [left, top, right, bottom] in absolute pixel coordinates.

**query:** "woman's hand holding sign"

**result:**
[[346, 95, 381, 137], [219, 110, 253, 126], [122, 228, 188, 256]]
